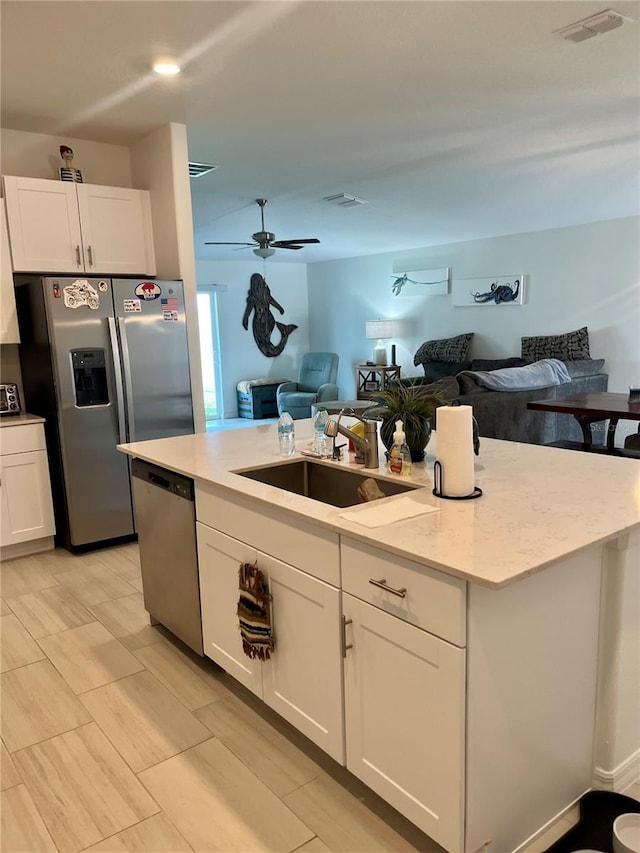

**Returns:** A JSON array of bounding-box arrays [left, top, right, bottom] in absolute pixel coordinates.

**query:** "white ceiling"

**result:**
[[2, 1, 639, 263]]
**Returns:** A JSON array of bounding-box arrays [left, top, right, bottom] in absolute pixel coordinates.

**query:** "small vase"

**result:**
[[381, 417, 432, 463]]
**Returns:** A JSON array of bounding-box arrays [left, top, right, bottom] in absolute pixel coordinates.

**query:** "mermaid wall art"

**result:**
[[242, 273, 298, 357]]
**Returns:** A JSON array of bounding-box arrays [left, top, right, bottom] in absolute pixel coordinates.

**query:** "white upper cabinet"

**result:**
[[0, 202, 19, 343], [76, 183, 156, 275], [3, 176, 156, 276]]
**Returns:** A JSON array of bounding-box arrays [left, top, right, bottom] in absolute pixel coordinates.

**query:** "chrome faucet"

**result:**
[[324, 409, 379, 469]]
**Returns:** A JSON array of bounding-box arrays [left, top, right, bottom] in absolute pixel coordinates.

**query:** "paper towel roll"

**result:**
[[435, 405, 475, 497]]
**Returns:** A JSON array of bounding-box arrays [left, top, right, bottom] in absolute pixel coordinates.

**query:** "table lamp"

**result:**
[[366, 320, 393, 366]]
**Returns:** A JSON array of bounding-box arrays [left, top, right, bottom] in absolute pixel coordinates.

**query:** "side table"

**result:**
[[356, 365, 401, 400]]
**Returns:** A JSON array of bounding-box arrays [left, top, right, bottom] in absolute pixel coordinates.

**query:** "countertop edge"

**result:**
[[118, 430, 640, 590]]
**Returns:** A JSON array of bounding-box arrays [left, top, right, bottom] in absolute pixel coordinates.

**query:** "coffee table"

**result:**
[[527, 392, 640, 455]]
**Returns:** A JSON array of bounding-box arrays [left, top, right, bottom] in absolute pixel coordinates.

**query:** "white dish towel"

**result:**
[[339, 496, 440, 528]]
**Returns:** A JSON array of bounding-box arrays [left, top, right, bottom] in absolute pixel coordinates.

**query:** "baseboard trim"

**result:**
[[593, 748, 640, 792], [0, 536, 55, 562]]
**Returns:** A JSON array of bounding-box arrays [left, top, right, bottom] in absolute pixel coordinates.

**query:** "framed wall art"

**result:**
[[391, 267, 450, 297], [452, 275, 525, 307]]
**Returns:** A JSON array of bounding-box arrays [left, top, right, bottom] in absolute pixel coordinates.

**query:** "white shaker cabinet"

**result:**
[[341, 538, 467, 852], [0, 422, 55, 558], [343, 594, 466, 853], [197, 522, 263, 695], [196, 521, 344, 762], [0, 202, 19, 343], [3, 176, 156, 276]]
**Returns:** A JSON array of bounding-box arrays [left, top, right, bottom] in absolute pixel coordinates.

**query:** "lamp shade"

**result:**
[[365, 320, 393, 340], [365, 320, 393, 366]]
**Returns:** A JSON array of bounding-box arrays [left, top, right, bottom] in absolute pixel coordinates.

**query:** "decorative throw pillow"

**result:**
[[561, 358, 605, 378], [470, 357, 528, 372], [414, 333, 474, 365], [521, 327, 590, 361], [421, 360, 471, 382]]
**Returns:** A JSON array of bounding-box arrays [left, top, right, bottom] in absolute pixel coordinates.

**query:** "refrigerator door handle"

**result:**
[[107, 317, 127, 444], [118, 317, 136, 443]]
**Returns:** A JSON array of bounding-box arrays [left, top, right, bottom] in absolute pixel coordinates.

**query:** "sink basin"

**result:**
[[235, 458, 420, 508]]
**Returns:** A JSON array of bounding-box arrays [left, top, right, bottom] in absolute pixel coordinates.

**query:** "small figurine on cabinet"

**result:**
[[59, 145, 83, 183]]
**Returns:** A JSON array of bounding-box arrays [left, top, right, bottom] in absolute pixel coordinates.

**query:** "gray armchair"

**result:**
[[276, 352, 339, 419]]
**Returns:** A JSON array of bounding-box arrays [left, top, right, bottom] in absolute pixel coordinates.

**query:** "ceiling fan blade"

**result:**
[[204, 241, 256, 246], [271, 238, 320, 247]]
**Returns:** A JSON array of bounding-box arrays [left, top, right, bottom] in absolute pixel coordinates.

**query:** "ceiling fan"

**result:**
[[205, 198, 320, 258]]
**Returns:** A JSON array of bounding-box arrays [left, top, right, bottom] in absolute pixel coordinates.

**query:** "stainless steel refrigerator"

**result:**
[[15, 275, 194, 550]]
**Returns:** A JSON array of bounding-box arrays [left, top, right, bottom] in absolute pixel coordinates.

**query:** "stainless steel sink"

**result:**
[[235, 459, 420, 508]]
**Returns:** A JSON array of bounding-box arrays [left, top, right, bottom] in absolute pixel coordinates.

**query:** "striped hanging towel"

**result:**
[[237, 562, 274, 660]]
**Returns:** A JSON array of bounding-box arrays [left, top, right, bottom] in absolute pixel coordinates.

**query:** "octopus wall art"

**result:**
[[452, 274, 525, 307], [242, 273, 298, 357]]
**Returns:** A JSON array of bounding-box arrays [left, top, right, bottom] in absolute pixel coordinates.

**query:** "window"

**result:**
[[197, 286, 223, 422]]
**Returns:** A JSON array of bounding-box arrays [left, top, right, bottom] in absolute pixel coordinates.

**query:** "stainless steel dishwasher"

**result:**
[[131, 458, 203, 655]]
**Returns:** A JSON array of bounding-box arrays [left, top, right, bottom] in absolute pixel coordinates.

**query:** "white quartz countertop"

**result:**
[[0, 412, 45, 427], [119, 420, 640, 588]]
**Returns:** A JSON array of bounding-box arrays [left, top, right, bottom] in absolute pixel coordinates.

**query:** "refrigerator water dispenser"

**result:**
[[71, 349, 109, 406]]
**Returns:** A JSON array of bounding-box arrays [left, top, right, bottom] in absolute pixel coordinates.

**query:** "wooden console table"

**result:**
[[356, 364, 401, 399], [528, 392, 640, 456]]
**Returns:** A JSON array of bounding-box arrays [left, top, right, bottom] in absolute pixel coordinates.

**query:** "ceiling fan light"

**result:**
[[253, 247, 276, 259]]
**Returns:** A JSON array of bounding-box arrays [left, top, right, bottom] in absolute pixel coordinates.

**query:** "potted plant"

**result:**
[[366, 381, 449, 462]]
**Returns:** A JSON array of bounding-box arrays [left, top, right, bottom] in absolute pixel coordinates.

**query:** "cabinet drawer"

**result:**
[[0, 423, 46, 455], [341, 538, 466, 647], [196, 483, 340, 587]]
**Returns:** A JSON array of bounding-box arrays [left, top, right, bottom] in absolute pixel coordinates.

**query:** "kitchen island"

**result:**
[[119, 421, 639, 853]]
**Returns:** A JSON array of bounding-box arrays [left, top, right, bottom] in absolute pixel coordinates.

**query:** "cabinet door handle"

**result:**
[[87, 245, 94, 267], [341, 616, 353, 658], [369, 578, 407, 598], [75, 245, 81, 267]]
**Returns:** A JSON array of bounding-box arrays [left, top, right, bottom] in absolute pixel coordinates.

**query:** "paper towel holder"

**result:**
[[432, 461, 483, 500]]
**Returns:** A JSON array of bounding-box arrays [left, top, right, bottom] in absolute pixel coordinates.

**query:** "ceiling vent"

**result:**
[[323, 192, 368, 208], [188, 162, 218, 178], [554, 9, 626, 42]]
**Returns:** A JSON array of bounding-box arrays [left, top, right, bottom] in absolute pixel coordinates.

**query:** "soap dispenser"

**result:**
[[388, 420, 412, 476]]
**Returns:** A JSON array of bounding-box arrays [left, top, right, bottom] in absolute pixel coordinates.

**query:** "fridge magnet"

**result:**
[[135, 281, 161, 300], [123, 299, 141, 312], [63, 280, 99, 310], [161, 297, 179, 321], [52, 283, 61, 299], [98, 280, 108, 292], [391, 268, 450, 296], [59, 145, 84, 183], [452, 275, 524, 307], [242, 273, 298, 358]]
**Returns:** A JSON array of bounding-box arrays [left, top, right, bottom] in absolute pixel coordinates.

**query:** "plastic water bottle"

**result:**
[[313, 406, 330, 457], [277, 412, 295, 456]]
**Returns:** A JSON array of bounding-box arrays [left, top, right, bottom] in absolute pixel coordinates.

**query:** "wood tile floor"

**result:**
[[1, 544, 638, 853]]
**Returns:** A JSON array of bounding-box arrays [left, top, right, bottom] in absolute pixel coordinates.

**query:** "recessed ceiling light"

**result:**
[[153, 60, 181, 76]]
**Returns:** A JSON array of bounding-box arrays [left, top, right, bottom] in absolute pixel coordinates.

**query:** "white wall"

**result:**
[[131, 123, 205, 433], [195, 260, 309, 417], [307, 218, 640, 406], [1, 128, 131, 186]]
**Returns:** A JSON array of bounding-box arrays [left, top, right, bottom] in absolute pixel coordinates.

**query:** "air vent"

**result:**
[[554, 9, 626, 42], [323, 192, 368, 207], [188, 162, 218, 178]]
